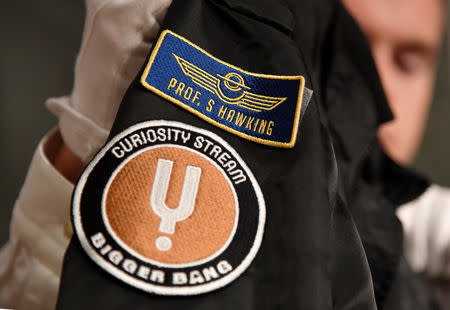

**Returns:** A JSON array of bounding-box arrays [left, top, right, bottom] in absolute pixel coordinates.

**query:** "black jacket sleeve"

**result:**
[[56, 1, 379, 309]]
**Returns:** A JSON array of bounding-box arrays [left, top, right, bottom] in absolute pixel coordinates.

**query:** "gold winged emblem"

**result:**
[[173, 54, 286, 112]]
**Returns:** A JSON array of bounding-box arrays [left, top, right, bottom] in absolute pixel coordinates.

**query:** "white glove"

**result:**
[[397, 184, 450, 278], [47, 0, 172, 162]]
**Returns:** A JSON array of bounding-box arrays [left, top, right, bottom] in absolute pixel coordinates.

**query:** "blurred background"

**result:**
[[0, 0, 448, 245], [0, 0, 449, 308], [0, 0, 84, 245]]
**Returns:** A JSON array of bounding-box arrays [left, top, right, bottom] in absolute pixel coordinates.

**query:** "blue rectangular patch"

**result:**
[[141, 30, 305, 148]]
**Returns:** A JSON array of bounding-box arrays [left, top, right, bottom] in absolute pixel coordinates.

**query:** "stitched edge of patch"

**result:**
[[72, 120, 266, 295], [140, 29, 305, 148]]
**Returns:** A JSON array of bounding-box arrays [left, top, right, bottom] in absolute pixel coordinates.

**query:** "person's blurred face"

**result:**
[[342, 0, 445, 165]]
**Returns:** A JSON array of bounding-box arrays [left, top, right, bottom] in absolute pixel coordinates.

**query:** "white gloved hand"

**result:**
[[397, 184, 450, 278], [47, 0, 172, 162]]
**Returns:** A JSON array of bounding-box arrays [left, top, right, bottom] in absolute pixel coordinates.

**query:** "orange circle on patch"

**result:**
[[104, 146, 237, 265]]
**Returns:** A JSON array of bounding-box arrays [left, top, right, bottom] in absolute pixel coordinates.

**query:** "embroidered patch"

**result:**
[[141, 30, 306, 148], [72, 120, 265, 295]]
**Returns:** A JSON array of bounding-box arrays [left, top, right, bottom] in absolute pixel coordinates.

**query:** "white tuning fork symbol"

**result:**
[[150, 159, 202, 251]]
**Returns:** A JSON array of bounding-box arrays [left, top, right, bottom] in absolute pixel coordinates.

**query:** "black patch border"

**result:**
[[72, 120, 265, 295]]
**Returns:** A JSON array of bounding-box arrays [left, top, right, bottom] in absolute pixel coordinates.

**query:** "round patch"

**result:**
[[72, 120, 265, 295]]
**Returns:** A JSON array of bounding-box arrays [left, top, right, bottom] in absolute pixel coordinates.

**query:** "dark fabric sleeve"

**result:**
[[56, 1, 378, 309]]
